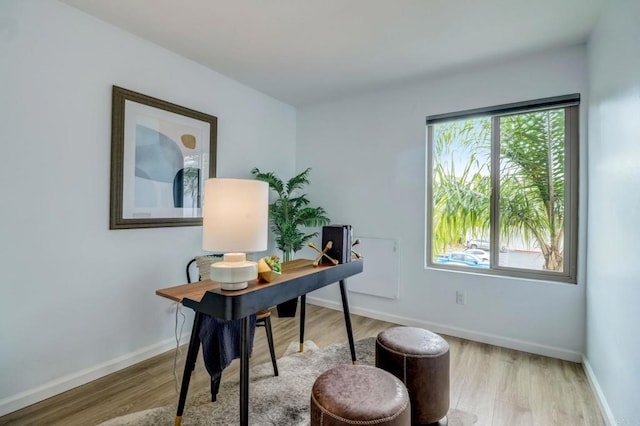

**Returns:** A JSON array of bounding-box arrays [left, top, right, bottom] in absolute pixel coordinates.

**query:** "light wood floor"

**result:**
[[1, 305, 604, 426]]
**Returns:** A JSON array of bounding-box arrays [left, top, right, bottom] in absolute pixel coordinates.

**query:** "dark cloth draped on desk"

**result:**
[[199, 314, 257, 400]]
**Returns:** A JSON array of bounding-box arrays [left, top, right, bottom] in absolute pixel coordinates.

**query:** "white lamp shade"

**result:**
[[202, 178, 269, 253]]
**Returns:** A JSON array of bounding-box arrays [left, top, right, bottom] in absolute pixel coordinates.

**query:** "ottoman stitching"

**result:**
[[403, 354, 407, 384], [311, 392, 409, 425]]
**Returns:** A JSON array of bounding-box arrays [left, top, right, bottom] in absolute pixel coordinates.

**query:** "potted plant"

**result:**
[[251, 167, 331, 316]]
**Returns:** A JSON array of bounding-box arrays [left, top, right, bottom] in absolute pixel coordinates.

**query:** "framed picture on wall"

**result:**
[[110, 86, 217, 229]]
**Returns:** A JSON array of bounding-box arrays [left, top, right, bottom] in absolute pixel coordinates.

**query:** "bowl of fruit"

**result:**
[[258, 255, 282, 283]]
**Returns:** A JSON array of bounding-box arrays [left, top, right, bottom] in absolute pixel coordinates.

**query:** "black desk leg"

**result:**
[[239, 316, 251, 426], [264, 314, 279, 376], [299, 294, 306, 352], [175, 311, 204, 426], [339, 279, 357, 364]]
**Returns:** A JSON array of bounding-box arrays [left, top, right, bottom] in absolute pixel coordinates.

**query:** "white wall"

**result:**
[[297, 46, 589, 361], [585, 0, 640, 424], [0, 0, 295, 414]]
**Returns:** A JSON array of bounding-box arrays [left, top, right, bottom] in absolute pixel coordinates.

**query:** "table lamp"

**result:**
[[202, 178, 269, 290]]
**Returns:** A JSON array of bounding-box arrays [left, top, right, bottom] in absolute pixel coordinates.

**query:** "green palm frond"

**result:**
[[431, 109, 566, 270], [251, 168, 284, 196], [296, 207, 330, 227], [290, 195, 311, 210], [286, 168, 312, 194]]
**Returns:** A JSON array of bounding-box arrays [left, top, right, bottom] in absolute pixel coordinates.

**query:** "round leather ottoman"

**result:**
[[376, 327, 450, 425], [310, 364, 411, 426]]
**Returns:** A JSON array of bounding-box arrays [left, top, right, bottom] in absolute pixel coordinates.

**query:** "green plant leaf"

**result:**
[[252, 167, 330, 259], [251, 168, 284, 196]]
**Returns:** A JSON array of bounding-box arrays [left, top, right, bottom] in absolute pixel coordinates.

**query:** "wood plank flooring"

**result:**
[[0, 305, 604, 425]]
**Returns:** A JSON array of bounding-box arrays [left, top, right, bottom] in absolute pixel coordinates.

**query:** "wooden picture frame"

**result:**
[[110, 86, 217, 229]]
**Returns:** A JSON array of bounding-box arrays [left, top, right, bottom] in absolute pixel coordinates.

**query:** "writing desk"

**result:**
[[156, 258, 363, 426]]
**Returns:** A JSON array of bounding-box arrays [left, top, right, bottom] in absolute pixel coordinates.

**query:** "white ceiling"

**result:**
[[60, 0, 604, 106]]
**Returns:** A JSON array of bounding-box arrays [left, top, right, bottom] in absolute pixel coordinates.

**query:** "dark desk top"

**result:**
[[156, 258, 363, 320]]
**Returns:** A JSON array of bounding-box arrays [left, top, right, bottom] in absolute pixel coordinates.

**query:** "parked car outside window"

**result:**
[[464, 248, 489, 262], [436, 252, 489, 268], [466, 239, 490, 250]]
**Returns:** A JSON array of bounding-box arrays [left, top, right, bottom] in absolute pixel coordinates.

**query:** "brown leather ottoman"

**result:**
[[376, 327, 450, 425], [310, 364, 411, 426]]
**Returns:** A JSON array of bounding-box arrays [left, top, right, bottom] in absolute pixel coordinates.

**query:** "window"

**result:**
[[426, 95, 579, 283]]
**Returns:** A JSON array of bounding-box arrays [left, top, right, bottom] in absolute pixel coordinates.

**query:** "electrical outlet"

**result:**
[[456, 290, 465, 305]]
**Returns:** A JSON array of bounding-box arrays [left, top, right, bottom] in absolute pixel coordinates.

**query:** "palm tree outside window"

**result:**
[[426, 94, 579, 283]]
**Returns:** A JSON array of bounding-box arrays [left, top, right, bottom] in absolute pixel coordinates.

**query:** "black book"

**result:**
[[321, 225, 352, 264]]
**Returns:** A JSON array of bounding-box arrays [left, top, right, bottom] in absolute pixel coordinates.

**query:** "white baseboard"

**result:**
[[2, 301, 604, 420], [0, 333, 191, 417], [306, 297, 582, 362], [307, 297, 618, 425], [582, 355, 617, 426]]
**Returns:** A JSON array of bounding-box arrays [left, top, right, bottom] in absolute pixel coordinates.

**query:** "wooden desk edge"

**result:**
[[156, 280, 219, 303], [156, 258, 362, 304]]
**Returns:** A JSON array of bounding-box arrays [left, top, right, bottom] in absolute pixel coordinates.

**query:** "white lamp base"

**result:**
[[210, 253, 257, 291]]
